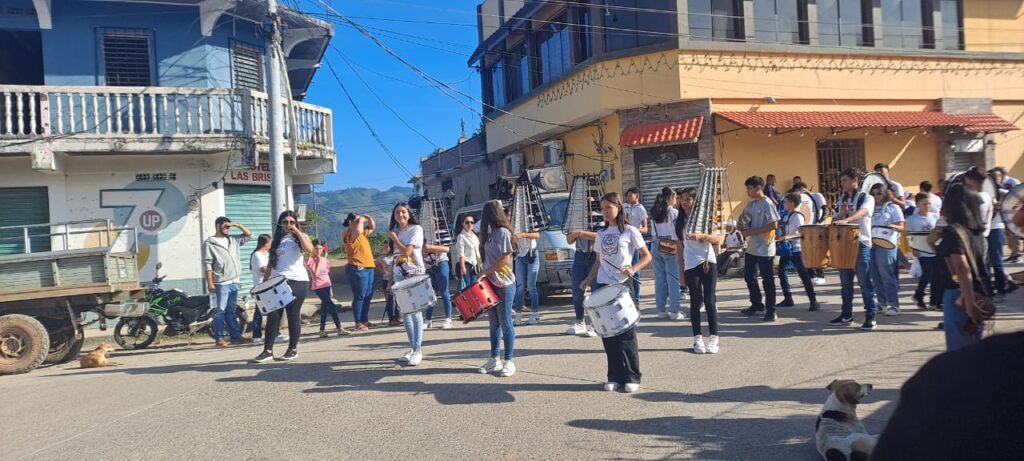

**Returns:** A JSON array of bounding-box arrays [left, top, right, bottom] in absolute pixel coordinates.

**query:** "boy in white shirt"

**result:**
[[905, 193, 938, 309], [716, 220, 745, 276], [776, 193, 821, 311]]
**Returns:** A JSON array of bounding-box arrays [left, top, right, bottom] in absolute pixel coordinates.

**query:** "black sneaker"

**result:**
[[763, 311, 778, 322], [251, 351, 274, 363], [776, 298, 795, 308], [1006, 284, 1019, 293], [277, 349, 298, 361], [809, 301, 821, 312], [740, 306, 765, 316], [829, 314, 853, 325], [935, 322, 944, 330], [861, 317, 877, 330]]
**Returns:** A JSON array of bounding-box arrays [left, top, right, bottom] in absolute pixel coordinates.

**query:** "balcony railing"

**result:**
[[0, 85, 333, 156]]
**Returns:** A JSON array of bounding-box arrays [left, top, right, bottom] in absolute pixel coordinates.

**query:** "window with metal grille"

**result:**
[[232, 41, 264, 91], [100, 30, 153, 86], [816, 139, 865, 207]]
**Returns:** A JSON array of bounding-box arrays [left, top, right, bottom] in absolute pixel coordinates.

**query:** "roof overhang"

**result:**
[[715, 111, 1019, 134], [620, 116, 704, 147]]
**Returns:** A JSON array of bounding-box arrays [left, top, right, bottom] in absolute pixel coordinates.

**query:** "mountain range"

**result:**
[[300, 185, 414, 249]]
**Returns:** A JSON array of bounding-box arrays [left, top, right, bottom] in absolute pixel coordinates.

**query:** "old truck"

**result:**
[[0, 220, 147, 375]]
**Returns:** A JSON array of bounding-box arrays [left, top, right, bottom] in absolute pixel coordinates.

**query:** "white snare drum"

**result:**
[[584, 284, 639, 338], [870, 226, 899, 249], [250, 276, 295, 315], [907, 232, 933, 253], [392, 275, 436, 315]]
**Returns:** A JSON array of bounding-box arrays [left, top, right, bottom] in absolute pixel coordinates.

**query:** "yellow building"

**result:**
[[469, 0, 1023, 213]]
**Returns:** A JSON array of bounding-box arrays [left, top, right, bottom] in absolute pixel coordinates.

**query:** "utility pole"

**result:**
[[265, 0, 288, 222]]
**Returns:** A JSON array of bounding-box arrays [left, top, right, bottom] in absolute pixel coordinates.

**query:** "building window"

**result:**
[[99, 29, 154, 86], [816, 139, 865, 206], [536, 17, 572, 85], [817, 0, 873, 47], [506, 41, 530, 100], [488, 61, 506, 109], [574, 5, 593, 64], [753, 0, 809, 44], [605, 0, 675, 51], [939, 0, 963, 50], [232, 41, 264, 91], [881, 0, 924, 49], [689, 0, 745, 42]]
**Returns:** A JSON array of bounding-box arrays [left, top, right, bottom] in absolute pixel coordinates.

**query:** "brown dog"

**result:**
[[815, 379, 876, 461], [79, 342, 118, 368]]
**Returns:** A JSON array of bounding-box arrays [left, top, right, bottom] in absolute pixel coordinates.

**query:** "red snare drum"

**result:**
[[453, 279, 499, 324]]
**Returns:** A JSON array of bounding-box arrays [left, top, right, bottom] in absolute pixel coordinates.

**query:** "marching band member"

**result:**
[[791, 181, 828, 284], [476, 200, 518, 377], [389, 203, 427, 366], [512, 226, 541, 326], [676, 187, 722, 354], [906, 193, 938, 309], [987, 168, 1018, 295], [424, 234, 454, 330], [623, 188, 648, 304], [650, 187, 683, 320], [831, 169, 878, 330], [961, 169, 995, 295], [869, 184, 905, 317], [776, 193, 821, 311], [739, 176, 781, 321], [454, 215, 480, 292], [566, 227, 598, 337], [251, 210, 313, 363], [581, 192, 652, 393]]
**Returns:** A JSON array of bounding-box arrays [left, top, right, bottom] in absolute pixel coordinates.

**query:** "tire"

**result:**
[[207, 305, 249, 339], [0, 314, 51, 375], [113, 316, 158, 350], [43, 330, 85, 365]]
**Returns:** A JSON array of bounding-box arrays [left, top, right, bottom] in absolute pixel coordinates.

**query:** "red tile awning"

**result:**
[[716, 111, 1019, 133], [620, 116, 704, 147]]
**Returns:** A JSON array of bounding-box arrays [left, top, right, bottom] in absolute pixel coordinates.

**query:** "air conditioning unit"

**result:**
[[502, 152, 523, 176], [543, 140, 564, 166]]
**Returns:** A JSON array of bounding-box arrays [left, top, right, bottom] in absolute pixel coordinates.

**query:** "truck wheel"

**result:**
[[0, 314, 51, 375], [43, 330, 85, 365], [114, 316, 158, 350]]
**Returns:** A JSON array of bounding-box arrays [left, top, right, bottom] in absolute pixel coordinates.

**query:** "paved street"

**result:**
[[4, 271, 1023, 461]]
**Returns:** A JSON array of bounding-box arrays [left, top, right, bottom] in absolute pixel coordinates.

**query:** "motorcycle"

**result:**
[[114, 263, 249, 350]]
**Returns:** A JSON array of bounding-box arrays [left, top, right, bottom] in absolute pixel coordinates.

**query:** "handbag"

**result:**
[[653, 222, 677, 256], [946, 224, 996, 333]]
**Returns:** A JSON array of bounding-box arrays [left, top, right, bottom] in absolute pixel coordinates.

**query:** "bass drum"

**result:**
[[860, 172, 890, 197], [944, 169, 997, 198], [1002, 184, 1024, 238]]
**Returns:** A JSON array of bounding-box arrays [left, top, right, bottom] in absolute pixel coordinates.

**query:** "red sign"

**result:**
[[227, 163, 272, 185]]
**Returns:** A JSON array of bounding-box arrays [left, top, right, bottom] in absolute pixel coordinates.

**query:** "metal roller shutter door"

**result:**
[[0, 187, 50, 255], [224, 185, 273, 291], [638, 157, 702, 211]]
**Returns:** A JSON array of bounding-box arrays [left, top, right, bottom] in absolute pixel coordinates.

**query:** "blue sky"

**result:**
[[299, 0, 482, 191]]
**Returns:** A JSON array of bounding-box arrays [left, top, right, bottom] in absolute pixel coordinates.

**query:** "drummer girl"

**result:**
[[389, 203, 427, 366], [581, 192, 653, 393], [676, 187, 724, 355], [869, 183, 905, 317], [476, 200, 518, 377]]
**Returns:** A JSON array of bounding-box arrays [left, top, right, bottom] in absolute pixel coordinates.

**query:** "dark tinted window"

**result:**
[[882, 0, 924, 48], [753, 0, 807, 44], [817, 0, 870, 46], [489, 61, 506, 109], [574, 6, 593, 63], [537, 18, 572, 84], [690, 0, 744, 41], [605, 0, 674, 51], [940, 0, 963, 50]]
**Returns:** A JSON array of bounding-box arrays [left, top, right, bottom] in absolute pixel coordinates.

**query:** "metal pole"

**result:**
[[312, 183, 319, 237], [266, 0, 288, 222]]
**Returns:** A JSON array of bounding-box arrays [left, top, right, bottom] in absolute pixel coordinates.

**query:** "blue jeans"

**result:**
[[426, 260, 453, 321], [840, 244, 877, 317], [743, 253, 776, 311], [630, 250, 642, 303], [489, 283, 517, 360], [212, 282, 241, 340], [455, 263, 477, 292], [572, 251, 597, 322], [914, 256, 936, 305], [315, 287, 341, 330], [403, 310, 424, 352], [988, 228, 1008, 292], [346, 265, 374, 324], [514, 254, 540, 314], [778, 251, 817, 303], [870, 246, 900, 309], [942, 288, 984, 351], [650, 242, 680, 314]]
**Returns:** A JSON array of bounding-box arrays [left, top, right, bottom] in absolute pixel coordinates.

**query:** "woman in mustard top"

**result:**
[[343, 213, 377, 331]]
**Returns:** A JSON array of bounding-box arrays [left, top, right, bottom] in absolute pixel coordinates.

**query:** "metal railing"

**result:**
[[0, 219, 138, 255]]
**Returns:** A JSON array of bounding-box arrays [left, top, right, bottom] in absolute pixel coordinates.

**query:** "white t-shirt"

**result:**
[[623, 202, 648, 232], [596, 224, 645, 285], [835, 192, 875, 246], [651, 207, 678, 241], [392, 225, 426, 278], [872, 202, 905, 228], [992, 202, 1006, 230], [811, 192, 827, 221], [249, 250, 268, 288], [928, 193, 942, 215], [782, 212, 804, 253], [887, 179, 905, 201], [270, 235, 310, 282], [516, 236, 537, 258], [979, 191, 993, 238], [724, 230, 744, 249], [905, 212, 938, 257]]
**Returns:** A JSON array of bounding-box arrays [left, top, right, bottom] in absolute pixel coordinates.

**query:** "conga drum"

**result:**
[[829, 224, 860, 270], [799, 225, 830, 269]]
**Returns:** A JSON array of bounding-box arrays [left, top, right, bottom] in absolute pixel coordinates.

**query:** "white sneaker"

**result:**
[[399, 349, 414, 363], [252, 337, 263, 346], [706, 335, 720, 354], [584, 326, 598, 337], [408, 351, 423, 366], [603, 382, 620, 391], [527, 314, 540, 325], [566, 322, 585, 335], [813, 277, 826, 286], [442, 318, 453, 329], [276, 334, 288, 343], [478, 357, 502, 374], [513, 311, 522, 326], [623, 383, 640, 393], [499, 360, 516, 377], [671, 312, 686, 321], [885, 306, 900, 316], [693, 335, 707, 354], [425, 320, 433, 329], [657, 311, 670, 319]]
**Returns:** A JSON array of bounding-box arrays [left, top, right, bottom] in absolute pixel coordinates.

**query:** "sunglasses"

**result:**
[[464, 220, 474, 225]]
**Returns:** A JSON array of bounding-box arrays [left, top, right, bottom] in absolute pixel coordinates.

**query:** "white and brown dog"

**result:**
[[815, 379, 876, 461]]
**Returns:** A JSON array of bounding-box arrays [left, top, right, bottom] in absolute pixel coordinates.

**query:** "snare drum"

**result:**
[[870, 226, 899, 249], [907, 232, 933, 253], [392, 275, 436, 315], [830, 224, 860, 270], [584, 284, 639, 338], [799, 225, 830, 269], [453, 279, 499, 324], [250, 276, 295, 315]]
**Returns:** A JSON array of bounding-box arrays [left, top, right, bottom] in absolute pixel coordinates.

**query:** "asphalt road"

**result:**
[[4, 271, 1023, 461]]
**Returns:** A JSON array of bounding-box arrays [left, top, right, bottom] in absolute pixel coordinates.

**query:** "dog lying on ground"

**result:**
[[79, 342, 119, 368], [815, 379, 876, 461]]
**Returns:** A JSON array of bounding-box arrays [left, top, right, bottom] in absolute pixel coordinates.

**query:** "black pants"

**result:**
[[264, 279, 308, 351], [914, 257, 937, 305], [685, 264, 719, 336], [382, 277, 398, 321], [744, 253, 777, 312], [601, 325, 641, 385]]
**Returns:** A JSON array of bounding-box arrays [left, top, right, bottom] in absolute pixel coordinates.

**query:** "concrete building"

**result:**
[[469, 0, 1022, 212], [0, 0, 335, 293]]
